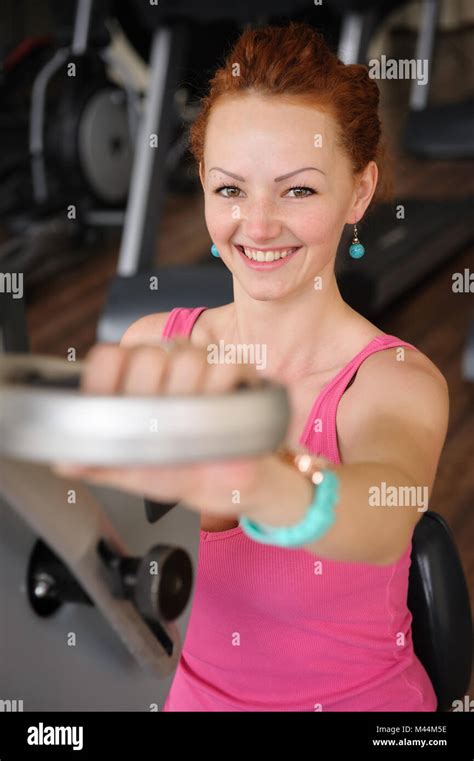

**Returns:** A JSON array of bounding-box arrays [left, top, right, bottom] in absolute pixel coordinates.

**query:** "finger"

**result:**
[[81, 344, 128, 394], [161, 344, 208, 395], [121, 345, 169, 395], [79, 466, 161, 498], [204, 356, 263, 394], [52, 461, 198, 501]]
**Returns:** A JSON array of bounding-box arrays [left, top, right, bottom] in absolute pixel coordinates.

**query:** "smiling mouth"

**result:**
[[235, 244, 300, 262]]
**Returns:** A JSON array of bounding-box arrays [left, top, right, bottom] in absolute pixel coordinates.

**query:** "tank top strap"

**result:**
[[333, 334, 419, 390], [161, 306, 208, 341], [301, 334, 419, 463]]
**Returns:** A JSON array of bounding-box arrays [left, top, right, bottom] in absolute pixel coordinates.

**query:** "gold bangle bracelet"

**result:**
[[276, 445, 331, 486]]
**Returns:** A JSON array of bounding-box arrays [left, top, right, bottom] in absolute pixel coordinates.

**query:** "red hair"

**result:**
[[189, 21, 393, 208]]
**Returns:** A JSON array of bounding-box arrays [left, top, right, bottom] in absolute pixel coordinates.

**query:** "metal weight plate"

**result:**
[[0, 354, 290, 466]]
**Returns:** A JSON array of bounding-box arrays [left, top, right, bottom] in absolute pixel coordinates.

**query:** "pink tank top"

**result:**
[[161, 307, 437, 712]]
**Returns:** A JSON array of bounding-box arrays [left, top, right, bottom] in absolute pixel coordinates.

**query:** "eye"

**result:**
[[214, 185, 242, 198], [213, 184, 318, 199], [286, 186, 317, 198]]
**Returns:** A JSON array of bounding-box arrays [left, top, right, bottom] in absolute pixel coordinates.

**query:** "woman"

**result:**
[[55, 22, 449, 711]]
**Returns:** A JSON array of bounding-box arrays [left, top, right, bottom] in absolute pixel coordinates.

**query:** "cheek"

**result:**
[[296, 206, 340, 244], [205, 196, 345, 245], [205, 200, 236, 240]]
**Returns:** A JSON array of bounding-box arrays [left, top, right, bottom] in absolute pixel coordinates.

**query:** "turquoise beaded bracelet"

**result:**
[[239, 449, 339, 548]]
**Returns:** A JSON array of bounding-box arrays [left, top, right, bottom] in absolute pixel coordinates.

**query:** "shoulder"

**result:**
[[338, 342, 449, 454], [356, 343, 448, 398], [188, 304, 231, 346], [119, 307, 220, 347], [343, 342, 449, 417], [120, 312, 172, 346]]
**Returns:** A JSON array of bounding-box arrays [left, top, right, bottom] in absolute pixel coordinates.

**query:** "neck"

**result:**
[[225, 265, 353, 383]]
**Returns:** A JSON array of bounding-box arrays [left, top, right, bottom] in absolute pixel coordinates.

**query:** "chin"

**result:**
[[240, 283, 292, 302]]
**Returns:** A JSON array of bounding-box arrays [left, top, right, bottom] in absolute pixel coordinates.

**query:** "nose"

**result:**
[[240, 200, 282, 243]]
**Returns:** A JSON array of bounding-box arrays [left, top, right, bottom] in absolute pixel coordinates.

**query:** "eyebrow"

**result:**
[[208, 166, 326, 181]]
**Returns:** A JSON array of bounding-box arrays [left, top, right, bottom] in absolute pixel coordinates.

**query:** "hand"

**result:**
[[52, 340, 273, 517]]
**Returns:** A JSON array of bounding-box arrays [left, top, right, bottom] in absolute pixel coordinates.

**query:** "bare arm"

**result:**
[[243, 349, 450, 565]]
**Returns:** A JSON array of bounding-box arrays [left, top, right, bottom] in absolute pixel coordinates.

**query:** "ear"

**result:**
[[199, 161, 205, 190], [347, 160, 378, 223]]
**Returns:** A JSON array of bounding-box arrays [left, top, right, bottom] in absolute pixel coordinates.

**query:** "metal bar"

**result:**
[[117, 25, 187, 275], [71, 0, 93, 56], [409, 0, 440, 111]]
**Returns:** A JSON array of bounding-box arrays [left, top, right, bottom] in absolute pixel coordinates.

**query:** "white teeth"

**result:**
[[240, 246, 297, 262]]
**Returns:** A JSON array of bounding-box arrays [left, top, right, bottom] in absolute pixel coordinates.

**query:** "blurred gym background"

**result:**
[[0, 0, 473, 703]]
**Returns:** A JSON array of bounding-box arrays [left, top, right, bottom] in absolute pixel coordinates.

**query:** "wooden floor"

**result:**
[[8, 26, 474, 700]]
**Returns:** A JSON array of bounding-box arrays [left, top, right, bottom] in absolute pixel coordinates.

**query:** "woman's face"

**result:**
[[200, 94, 377, 301]]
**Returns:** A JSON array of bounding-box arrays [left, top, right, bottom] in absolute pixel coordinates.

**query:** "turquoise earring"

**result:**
[[210, 243, 220, 258], [349, 223, 365, 259]]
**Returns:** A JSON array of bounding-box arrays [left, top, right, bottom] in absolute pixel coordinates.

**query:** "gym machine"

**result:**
[[0, 0, 472, 712]]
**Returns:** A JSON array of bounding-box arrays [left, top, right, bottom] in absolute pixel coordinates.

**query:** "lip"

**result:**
[[236, 244, 298, 252], [235, 244, 302, 270]]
